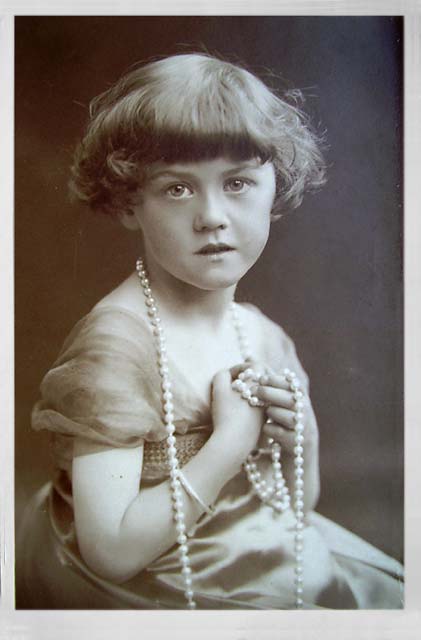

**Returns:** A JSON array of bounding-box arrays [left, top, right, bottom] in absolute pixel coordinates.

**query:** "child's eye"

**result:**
[[224, 178, 252, 193], [166, 184, 193, 198]]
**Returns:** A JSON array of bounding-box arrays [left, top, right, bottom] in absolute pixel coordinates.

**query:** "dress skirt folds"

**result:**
[[17, 305, 404, 609]]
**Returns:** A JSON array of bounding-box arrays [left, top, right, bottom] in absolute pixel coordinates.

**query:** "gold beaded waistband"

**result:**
[[142, 429, 211, 478]]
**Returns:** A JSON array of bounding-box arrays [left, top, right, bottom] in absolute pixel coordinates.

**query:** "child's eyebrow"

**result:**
[[146, 161, 263, 182], [222, 161, 263, 175], [146, 169, 192, 181]]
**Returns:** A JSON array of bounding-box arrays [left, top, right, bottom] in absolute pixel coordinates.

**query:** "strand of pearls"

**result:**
[[136, 260, 305, 609], [232, 368, 291, 512], [136, 258, 195, 609], [230, 305, 305, 609], [286, 368, 306, 609], [243, 439, 291, 513]]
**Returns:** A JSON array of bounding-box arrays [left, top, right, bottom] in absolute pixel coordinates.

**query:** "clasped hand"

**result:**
[[211, 362, 320, 511]]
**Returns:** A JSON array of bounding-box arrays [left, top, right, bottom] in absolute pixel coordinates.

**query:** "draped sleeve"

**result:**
[[31, 306, 193, 448]]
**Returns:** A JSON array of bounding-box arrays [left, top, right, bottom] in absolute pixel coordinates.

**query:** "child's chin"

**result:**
[[192, 273, 244, 291]]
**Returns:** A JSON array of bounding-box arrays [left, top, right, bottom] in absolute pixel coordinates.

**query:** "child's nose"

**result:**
[[193, 192, 229, 231]]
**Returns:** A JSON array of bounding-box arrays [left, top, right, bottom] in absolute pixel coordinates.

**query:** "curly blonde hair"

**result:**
[[70, 53, 326, 217]]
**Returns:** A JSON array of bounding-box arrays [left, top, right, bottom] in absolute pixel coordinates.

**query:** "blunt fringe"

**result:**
[[69, 53, 326, 217]]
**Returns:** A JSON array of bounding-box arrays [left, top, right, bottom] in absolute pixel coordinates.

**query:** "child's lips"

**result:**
[[195, 243, 235, 255]]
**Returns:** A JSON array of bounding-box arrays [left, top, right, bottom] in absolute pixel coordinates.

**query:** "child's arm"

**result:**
[[254, 371, 320, 513], [72, 369, 263, 583]]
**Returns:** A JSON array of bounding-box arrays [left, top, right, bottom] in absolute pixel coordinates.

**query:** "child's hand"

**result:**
[[254, 369, 319, 455], [211, 367, 265, 464], [253, 368, 321, 512]]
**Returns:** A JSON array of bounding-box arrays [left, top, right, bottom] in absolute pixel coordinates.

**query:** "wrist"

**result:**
[[208, 429, 246, 471]]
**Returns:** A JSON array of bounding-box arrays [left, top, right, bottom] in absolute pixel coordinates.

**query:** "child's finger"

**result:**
[[265, 406, 298, 430], [262, 422, 297, 451], [229, 362, 265, 380], [212, 369, 234, 396], [254, 385, 296, 409], [260, 372, 304, 395]]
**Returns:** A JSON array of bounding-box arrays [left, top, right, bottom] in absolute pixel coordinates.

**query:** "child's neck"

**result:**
[[144, 261, 236, 330]]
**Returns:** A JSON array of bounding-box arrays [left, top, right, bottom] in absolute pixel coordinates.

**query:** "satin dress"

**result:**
[[17, 305, 404, 609]]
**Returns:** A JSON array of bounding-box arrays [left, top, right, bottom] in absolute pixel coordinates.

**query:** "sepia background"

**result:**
[[15, 15, 403, 568]]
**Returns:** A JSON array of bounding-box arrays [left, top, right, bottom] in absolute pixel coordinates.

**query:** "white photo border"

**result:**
[[1, 1, 420, 638]]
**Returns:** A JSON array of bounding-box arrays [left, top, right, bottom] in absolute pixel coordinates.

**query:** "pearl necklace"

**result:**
[[136, 257, 304, 609], [230, 306, 305, 609]]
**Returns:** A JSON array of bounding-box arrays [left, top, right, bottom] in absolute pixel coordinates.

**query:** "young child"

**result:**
[[22, 53, 403, 609]]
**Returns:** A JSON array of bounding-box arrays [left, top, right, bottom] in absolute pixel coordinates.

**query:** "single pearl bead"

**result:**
[[170, 479, 180, 493]]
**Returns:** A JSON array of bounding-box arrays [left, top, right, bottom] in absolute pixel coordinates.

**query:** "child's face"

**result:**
[[131, 157, 276, 291]]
